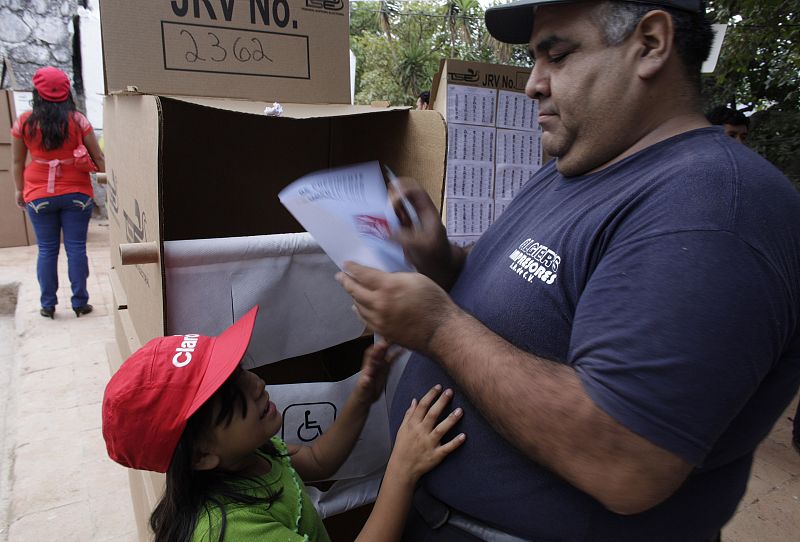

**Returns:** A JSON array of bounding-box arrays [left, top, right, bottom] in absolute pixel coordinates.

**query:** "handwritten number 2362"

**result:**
[[180, 30, 272, 63]]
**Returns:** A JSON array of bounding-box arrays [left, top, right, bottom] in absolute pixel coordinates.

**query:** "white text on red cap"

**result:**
[[173, 334, 200, 367]]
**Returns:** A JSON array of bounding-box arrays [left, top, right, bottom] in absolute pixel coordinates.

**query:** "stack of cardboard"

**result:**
[[99, 1, 446, 539], [431, 59, 542, 246], [0, 88, 36, 248]]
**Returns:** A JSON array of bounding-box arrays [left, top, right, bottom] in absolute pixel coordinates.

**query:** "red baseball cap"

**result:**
[[102, 306, 259, 473], [32, 66, 71, 102]]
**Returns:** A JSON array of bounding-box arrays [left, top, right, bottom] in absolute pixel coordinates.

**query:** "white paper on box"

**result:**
[[497, 90, 538, 131], [279, 161, 411, 273], [447, 124, 495, 163], [446, 162, 494, 199], [273, 349, 412, 518], [446, 84, 497, 126], [268, 372, 391, 481], [446, 199, 494, 236], [497, 128, 540, 167], [495, 165, 539, 200]]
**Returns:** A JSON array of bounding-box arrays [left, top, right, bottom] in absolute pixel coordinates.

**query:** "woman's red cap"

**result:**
[[101, 306, 259, 473], [32, 66, 71, 102]]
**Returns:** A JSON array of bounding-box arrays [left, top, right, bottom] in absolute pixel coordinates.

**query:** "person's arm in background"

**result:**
[[11, 136, 27, 208], [83, 128, 105, 173]]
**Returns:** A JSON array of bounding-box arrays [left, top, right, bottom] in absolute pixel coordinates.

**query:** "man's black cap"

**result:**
[[485, 0, 704, 44]]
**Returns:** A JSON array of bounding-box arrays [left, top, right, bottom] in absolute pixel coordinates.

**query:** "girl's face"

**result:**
[[204, 369, 282, 470]]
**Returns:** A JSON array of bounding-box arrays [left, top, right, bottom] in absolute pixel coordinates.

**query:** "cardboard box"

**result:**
[[431, 59, 542, 245], [0, 90, 12, 144], [430, 58, 533, 107], [0, 143, 10, 170], [0, 171, 30, 248], [105, 95, 446, 344], [0, 90, 35, 248], [99, 0, 351, 104], [104, 94, 446, 540]]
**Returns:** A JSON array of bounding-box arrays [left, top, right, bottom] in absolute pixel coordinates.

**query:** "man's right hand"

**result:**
[[390, 177, 466, 290]]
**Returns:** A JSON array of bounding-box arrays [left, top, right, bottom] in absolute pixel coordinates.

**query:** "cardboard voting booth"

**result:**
[[431, 59, 542, 246], [99, 1, 446, 539]]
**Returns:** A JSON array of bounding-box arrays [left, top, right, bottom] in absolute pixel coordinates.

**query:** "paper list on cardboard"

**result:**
[[446, 163, 494, 199], [497, 90, 539, 131], [446, 84, 497, 127], [447, 124, 495, 163], [495, 166, 539, 200], [278, 161, 411, 273], [494, 199, 514, 221], [446, 199, 494, 236], [497, 128, 540, 167]]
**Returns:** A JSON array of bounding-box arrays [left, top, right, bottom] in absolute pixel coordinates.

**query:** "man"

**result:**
[[706, 105, 749, 144], [417, 90, 431, 110], [338, 1, 800, 541]]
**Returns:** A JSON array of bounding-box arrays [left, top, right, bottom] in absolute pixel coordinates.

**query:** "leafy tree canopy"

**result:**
[[349, 1, 799, 186]]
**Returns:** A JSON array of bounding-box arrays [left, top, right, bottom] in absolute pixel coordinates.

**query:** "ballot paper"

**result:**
[[279, 161, 412, 273]]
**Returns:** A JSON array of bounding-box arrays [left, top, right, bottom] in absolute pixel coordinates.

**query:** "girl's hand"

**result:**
[[353, 341, 399, 405], [14, 189, 24, 209], [388, 385, 465, 483]]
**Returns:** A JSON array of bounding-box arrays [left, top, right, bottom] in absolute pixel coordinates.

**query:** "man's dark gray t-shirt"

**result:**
[[390, 127, 800, 541]]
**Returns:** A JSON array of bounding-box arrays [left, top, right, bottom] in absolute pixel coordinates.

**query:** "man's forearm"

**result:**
[[434, 243, 468, 291], [427, 310, 691, 514]]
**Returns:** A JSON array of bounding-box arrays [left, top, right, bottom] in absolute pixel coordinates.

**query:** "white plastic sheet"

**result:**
[[163, 233, 408, 517], [164, 232, 364, 367]]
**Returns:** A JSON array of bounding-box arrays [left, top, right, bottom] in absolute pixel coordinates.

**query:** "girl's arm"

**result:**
[[11, 136, 27, 207], [355, 386, 465, 542], [288, 342, 396, 481]]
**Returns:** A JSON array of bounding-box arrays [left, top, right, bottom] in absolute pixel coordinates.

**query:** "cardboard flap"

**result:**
[[105, 94, 166, 341], [99, 0, 351, 104], [168, 95, 411, 119]]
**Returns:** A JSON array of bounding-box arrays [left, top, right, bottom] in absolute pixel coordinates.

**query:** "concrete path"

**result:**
[[0, 220, 136, 541], [0, 219, 797, 541]]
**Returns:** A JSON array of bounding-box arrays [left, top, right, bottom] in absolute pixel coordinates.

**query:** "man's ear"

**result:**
[[634, 10, 674, 80], [193, 450, 220, 471]]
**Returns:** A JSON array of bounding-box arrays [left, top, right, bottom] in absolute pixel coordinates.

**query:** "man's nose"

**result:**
[[525, 62, 549, 100]]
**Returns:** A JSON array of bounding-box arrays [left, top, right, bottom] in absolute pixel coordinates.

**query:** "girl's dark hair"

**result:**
[[22, 90, 77, 151], [149, 368, 283, 542]]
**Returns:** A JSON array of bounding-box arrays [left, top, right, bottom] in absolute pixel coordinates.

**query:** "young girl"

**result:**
[[102, 306, 465, 542]]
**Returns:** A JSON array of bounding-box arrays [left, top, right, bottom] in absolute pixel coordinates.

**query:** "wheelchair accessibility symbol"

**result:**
[[281, 402, 337, 443]]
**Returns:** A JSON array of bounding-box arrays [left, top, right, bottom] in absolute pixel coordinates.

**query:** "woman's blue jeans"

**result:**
[[26, 193, 93, 310]]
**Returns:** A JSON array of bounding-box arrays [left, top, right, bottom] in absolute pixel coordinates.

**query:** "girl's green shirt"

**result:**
[[192, 437, 331, 542]]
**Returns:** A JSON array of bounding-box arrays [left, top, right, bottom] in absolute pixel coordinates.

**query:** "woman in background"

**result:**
[[11, 66, 105, 319]]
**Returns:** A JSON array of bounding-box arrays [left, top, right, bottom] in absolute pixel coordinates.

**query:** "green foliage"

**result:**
[[349, 0, 530, 107], [704, 1, 800, 187], [349, 1, 799, 188]]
